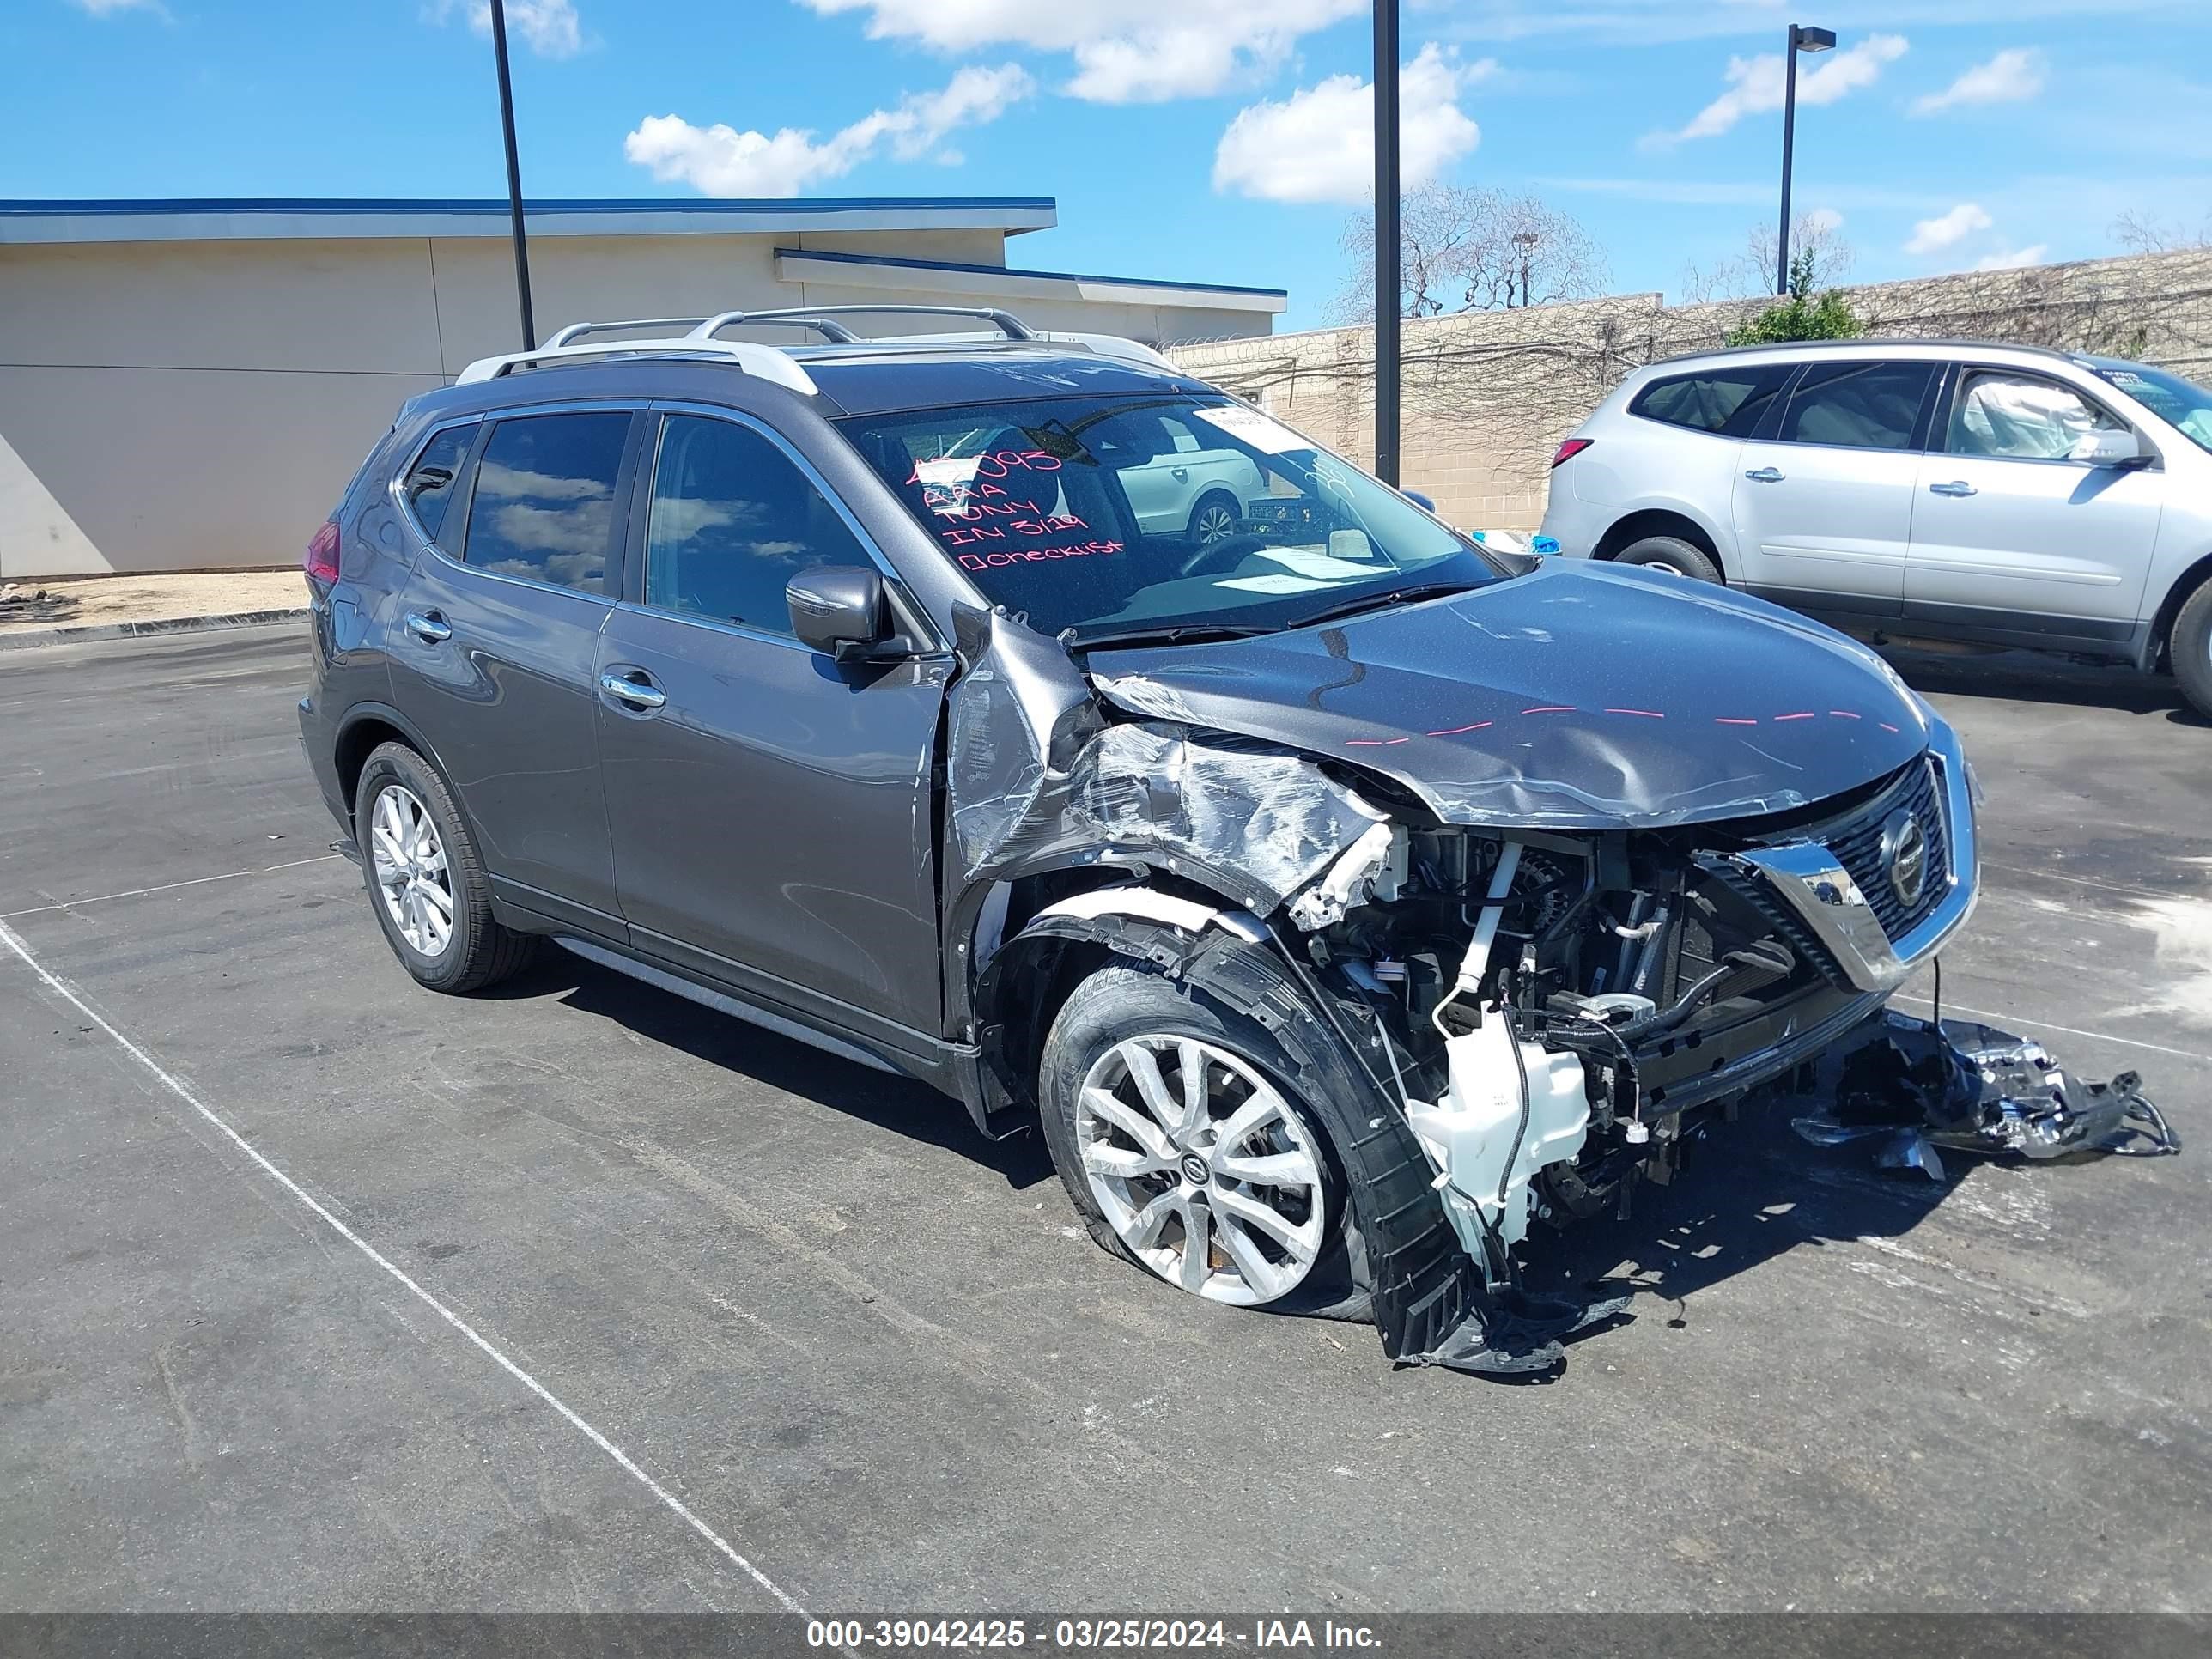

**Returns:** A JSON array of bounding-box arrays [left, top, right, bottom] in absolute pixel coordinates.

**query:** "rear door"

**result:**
[[388, 405, 640, 933], [1730, 359, 1939, 617], [1905, 363, 2163, 637], [593, 405, 952, 1044]]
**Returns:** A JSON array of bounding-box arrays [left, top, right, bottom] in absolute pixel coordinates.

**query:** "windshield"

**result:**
[[2084, 357, 2212, 454], [836, 394, 1508, 641]]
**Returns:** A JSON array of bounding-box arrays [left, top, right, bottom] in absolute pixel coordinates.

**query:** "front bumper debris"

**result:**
[[1792, 1012, 2181, 1181]]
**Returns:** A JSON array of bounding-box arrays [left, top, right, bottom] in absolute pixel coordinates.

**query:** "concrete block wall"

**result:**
[[1173, 247, 2212, 537]]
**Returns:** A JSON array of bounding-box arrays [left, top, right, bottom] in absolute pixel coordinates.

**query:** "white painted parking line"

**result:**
[[0, 917, 812, 1617], [1893, 992, 2212, 1064], [0, 854, 344, 920]]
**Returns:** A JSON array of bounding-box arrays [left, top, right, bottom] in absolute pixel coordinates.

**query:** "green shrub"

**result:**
[[1724, 250, 1863, 346]]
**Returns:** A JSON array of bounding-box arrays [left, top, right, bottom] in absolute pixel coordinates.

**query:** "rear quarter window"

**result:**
[[1630, 365, 1794, 436]]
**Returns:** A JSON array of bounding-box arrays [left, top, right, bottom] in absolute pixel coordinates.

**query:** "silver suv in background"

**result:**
[[1539, 340, 2212, 718]]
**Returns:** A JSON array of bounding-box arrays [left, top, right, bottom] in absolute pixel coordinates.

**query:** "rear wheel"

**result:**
[[2172, 578, 2212, 721], [1613, 534, 1723, 583], [1187, 489, 1242, 546], [355, 742, 536, 994], [1038, 964, 1356, 1310]]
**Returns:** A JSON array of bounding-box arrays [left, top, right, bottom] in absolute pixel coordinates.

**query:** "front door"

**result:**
[[388, 407, 638, 931], [1730, 359, 1937, 617], [1905, 364, 2163, 637], [595, 409, 951, 1041]]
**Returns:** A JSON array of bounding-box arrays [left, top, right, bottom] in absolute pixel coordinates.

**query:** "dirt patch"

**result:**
[[0, 570, 305, 634]]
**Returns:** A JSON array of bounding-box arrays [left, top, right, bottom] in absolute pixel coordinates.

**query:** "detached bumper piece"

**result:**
[[1394, 1284, 1635, 1379], [1793, 1012, 2181, 1180]]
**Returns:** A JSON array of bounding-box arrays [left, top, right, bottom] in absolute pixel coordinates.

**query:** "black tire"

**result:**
[[1037, 963, 1363, 1315], [1186, 489, 1242, 545], [353, 741, 537, 994], [2172, 578, 2212, 721], [1613, 534, 1723, 583]]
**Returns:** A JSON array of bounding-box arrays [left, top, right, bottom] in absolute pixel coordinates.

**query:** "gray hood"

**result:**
[[1088, 560, 1933, 829]]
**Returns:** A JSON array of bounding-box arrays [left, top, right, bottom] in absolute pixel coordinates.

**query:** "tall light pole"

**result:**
[[489, 0, 537, 349], [1372, 0, 1401, 486], [1510, 230, 1540, 307], [1775, 23, 1835, 295]]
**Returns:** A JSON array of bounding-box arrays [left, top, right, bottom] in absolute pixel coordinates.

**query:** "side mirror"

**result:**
[[787, 565, 892, 661], [2070, 428, 2148, 467], [1404, 489, 1437, 513]]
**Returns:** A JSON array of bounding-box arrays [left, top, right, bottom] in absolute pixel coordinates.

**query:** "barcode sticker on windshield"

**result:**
[[1190, 405, 1310, 454]]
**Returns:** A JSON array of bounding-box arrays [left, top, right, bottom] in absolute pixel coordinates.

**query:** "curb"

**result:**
[[0, 607, 309, 653]]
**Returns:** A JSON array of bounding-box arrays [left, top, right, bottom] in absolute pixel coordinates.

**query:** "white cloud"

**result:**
[[70, 0, 163, 14], [1654, 32, 1908, 143], [1906, 201, 1994, 254], [432, 1, 585, 58], [623, 64, 1035, 197], [1804, 206, 1845, 234], [799, 0, 1365, 103], [1974, 244, 2051, 270], [1212, 44, 1485, 205], [1912, 47, 2046, 115]]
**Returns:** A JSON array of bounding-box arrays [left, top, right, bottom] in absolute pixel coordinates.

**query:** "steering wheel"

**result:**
[[1176, 531, 1273, 579]]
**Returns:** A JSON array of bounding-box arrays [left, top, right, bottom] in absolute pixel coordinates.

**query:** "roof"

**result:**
[[796, 346, 1203, 416], [0, 196, 1059, 245], [774, 246, 1287, 314], [1644, 337, 2078, 371]]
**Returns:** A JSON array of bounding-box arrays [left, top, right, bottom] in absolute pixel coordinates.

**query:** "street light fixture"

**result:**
[[1776, 22, 1836, 296]]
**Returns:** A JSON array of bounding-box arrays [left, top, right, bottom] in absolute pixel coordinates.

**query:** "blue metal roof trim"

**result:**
[[776, 244, 1289, 300], [0, 196, 1059, 218]]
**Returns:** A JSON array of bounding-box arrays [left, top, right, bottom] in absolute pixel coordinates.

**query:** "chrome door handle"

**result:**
[[599, 671, 666, 711], [1929, 480, 1978, 497], [1171, 465, 1189, 481], [404, 610, 452, 643], [1744, 467, 1785, 483]]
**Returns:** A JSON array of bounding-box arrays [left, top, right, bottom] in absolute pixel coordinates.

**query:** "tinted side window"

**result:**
[[1778, 362, 1935, 450], [403, 423, 477, 541], [462, 412, 629, 593], [643, 415, 870, 635], [1631, 366, 1792, 435], [1948, 370, 2126, 459]]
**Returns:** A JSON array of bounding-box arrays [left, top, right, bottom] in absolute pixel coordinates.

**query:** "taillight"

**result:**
[[1551, 438, 1593, 468], [305, 519, 341, 584]]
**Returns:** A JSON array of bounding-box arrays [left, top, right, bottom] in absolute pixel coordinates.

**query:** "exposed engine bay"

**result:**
[[950, 605, 2179, 1379]]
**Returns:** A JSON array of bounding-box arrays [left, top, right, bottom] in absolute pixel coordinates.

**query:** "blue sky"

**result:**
[[5, 0, 2209, 329]]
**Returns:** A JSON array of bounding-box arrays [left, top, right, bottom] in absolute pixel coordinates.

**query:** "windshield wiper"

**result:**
[[1281, 581, 1477, 631], [1066, 621, 1274, 652]]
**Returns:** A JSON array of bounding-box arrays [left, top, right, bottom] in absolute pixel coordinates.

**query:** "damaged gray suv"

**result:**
[[300, 307, 1991, 1374]]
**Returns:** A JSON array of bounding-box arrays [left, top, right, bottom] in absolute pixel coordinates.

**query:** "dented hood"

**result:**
[[1086, 560, 1932, 829]]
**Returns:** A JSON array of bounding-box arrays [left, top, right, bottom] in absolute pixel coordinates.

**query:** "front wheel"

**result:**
[[1613, 534, 1723, 583], [2172, 578, 2212, 721], [1038, 964, 1356, 1310]]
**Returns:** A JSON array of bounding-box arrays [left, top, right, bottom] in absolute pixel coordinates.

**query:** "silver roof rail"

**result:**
[[543, 317, 710, 348], [453, 337, 818, 395], [691, 309, 864, 343], [726, 302, 1036, 341]]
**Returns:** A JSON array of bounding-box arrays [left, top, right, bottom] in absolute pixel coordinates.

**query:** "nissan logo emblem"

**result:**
[[1881, 808, 1929, 908]]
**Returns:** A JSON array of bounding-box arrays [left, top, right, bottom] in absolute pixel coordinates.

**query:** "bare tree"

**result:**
[[1680, 214, 1856, 304], [2113, 209, 2211, 256], [1334, 184, 1609, 321]]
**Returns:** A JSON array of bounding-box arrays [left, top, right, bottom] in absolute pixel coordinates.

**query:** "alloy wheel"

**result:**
[[369, 783, 455, 957], [1075, 1034, 1327, 1305], [1194, 502, 1237, 544]]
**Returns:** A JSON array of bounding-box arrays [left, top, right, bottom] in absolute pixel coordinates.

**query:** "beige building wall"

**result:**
[[0, 222, 1279, 579]]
